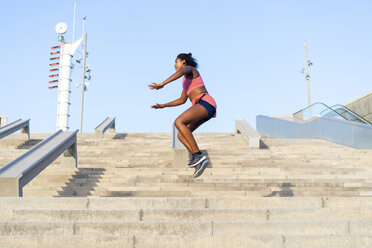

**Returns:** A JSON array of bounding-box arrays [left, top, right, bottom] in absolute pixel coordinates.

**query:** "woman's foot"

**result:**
[[193, 159, 209, 178], [187, 152, 207, 168]]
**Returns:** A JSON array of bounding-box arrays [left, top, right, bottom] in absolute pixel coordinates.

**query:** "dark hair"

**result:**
[[176, 53, 198, 68]]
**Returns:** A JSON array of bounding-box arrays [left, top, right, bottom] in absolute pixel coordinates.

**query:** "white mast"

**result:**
[[55, 23, 83, 131]]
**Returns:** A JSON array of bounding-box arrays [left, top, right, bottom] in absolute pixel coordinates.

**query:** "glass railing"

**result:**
[[293, 102, 371, 125], [325, 104, 372, 125], [293, 102, 347, 122]]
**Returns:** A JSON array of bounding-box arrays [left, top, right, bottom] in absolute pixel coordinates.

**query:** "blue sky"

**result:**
[[0, 0, 371, 133]]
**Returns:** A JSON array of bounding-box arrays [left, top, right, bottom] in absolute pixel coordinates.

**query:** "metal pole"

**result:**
[[82, 16, 86, 37], [72, 0, 77, 42], [304, 41, 311, 116], [79, 32, 87, 133]]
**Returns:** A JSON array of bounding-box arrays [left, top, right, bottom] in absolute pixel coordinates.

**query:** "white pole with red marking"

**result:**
[[55, 22, 83, 131]]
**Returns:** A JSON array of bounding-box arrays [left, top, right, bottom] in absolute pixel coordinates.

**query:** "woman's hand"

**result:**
[[151, 103, 165, 109], [148, 82, 164, 90]]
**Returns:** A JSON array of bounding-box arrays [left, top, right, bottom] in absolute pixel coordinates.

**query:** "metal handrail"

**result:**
[[95, 117, 116, 138], [328, 104, 372, 125], [0, 130, 79, 196], [293, 102, 348, 121], [0, 119, 30, 140]]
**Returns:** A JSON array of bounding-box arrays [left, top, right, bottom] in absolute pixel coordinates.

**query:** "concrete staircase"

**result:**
[[1, 197, 372, 247], [18, 133, 372, 197], [1, 132, 372, 247]]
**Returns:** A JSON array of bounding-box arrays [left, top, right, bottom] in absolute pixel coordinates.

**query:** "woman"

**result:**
[[149, 53, 217, 178]]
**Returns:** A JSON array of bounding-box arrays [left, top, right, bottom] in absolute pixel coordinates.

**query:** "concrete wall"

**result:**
[[345, 91, 372, 123], [269, 115, 294, 122]]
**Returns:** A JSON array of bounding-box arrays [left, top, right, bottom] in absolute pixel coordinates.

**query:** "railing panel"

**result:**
[[257, 115, 372, 149]]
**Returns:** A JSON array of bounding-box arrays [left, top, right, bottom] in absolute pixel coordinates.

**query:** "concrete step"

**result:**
[[26, 179, 372, 188], [22, 189, 364, 197], [3, 207, 372, 222], [0, 220, 367, 236], [3, 196, 372, 209], [27, 174, 372, 181], [34, 166, 372, 173], [24, 177, 372, 188], [23, 182, 372, 192], [31, 167, 372, 176], [2, 234, 372, 248]]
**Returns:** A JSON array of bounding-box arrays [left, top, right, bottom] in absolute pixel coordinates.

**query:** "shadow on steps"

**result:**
[[16, 139, 43, 149], [259, 140, 269, 149], [113, 133, 128, 140], [56, 168, 105, 197], [265, 183, 294, 197]]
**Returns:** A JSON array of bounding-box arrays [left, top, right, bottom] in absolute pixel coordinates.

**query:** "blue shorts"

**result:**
[[197, 100, 216, 122]]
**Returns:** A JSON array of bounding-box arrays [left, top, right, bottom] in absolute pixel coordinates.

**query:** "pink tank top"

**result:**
[[182, 75, 217, 118], [182, 76, 205, 96]]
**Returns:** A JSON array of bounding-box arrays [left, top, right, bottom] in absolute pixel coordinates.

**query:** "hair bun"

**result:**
[[188, 53, 192, 57]]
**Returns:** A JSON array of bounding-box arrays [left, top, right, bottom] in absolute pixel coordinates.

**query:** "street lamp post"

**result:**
[[304, 41, 313, 116], [79, 32, 87, 133]]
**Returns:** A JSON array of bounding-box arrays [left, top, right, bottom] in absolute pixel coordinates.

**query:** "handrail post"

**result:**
[[95, 117, 116, 139], [0, 176, 21, 197], [0, 116, 7, 127], [172, 124, 189, 167], [172, 124, 186, 150], [108, 122, 116, 134], [21, 120, 30, 140], [61, 137, 78, 168]]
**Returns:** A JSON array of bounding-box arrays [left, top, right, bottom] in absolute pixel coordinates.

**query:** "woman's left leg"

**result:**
[[177, 118, 209, 152], [174, 104, 209, 154]]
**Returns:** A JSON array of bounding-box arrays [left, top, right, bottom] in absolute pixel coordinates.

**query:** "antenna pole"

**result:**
[[82, 16, 86, 36], [304, 41, 311, 116], [72, 0, 77, 42], [79, 32, 87, 133]]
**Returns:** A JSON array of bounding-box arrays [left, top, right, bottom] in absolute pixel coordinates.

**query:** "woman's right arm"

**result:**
[[148, 66, 194, 90], [151, 90, 188, 109]]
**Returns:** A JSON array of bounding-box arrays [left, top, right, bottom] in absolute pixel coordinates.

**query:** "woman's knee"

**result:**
[[174, 118, 185, 129]]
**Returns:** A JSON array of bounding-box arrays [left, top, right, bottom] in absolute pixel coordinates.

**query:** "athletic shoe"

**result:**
[[193, 159, 209, 178], [187, 153, 207, 168]]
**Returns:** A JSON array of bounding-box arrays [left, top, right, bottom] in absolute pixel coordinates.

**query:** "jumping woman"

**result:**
[[149, 53, 217, 178]]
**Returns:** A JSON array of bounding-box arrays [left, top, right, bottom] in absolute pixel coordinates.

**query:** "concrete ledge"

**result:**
[[0, 130, 78, 196], [0, 119, 30, 140], [235, 119, 261, 148], [95, 117, 116, 139]]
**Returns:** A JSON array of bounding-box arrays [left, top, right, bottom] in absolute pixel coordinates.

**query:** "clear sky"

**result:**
[[1, 0, 371, 134]]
